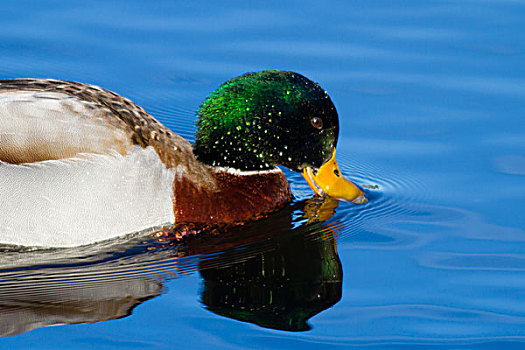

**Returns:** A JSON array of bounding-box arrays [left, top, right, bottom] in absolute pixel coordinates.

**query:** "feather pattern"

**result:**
[[0, 79, 216, 189]]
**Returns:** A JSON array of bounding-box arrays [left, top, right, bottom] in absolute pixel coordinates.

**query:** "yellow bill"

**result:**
[[301, 149, 367, 203]]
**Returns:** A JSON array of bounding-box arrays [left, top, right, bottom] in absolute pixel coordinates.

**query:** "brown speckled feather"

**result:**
[[0, 78, 216, 189]]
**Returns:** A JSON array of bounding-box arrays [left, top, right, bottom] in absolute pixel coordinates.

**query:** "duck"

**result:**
[[0, 70, 365, 248]]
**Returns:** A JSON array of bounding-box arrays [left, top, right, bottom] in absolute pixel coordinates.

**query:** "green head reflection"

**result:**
[[198, 197, 343, 331]]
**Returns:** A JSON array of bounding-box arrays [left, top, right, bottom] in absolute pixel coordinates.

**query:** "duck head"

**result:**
[[193, 70, 365, 203]]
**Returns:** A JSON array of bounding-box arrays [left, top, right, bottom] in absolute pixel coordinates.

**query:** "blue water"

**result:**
[[1, 0, 525, 348]]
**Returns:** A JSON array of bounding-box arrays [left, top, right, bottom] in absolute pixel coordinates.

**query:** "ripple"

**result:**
[[337, 152, 428, 202], [421, 252, 525, 272], [317, 154, 436, 245]]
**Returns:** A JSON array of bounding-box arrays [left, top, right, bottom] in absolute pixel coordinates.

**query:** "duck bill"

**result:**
[[301, 150, 367, 203]]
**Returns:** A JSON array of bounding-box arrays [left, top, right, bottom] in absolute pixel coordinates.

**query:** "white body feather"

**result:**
[[0, 147, 175, 247]]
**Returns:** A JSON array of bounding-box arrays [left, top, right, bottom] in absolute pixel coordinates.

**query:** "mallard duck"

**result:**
[[0, 70, 365, 247]]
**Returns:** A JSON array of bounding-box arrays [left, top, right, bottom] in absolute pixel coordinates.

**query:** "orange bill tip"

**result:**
[[301, 149, 367, 203]]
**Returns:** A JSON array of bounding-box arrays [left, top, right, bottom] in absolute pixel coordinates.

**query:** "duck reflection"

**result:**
[[0, 197, 343, 336], [199, 220, 342, 331], [0, 277, 163, 337]]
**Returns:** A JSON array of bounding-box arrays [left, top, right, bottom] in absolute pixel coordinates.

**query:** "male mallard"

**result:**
[[0, 70, 365, 247]]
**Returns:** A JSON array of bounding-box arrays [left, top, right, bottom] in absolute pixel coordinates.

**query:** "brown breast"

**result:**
[[172, 169, 292, 226]]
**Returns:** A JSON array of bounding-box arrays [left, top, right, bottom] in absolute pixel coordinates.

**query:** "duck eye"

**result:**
[[310, 117, 323, 129]]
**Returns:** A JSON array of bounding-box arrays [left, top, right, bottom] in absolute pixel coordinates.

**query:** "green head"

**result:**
[[193, 70, 339, 172]]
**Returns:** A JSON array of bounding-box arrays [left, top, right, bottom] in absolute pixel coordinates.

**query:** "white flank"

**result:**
[[0, 146, 175, 247]]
